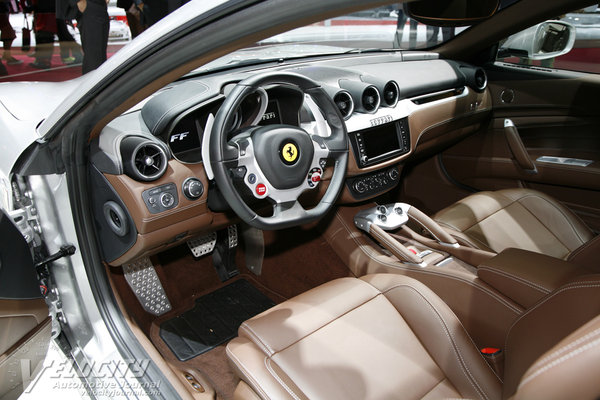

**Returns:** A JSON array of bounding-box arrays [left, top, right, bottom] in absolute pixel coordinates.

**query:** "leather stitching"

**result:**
[[241, 322, 275, 356], [531, 326, 600, 368], [477, 266, 551, 294], [567, 236, 599, 262], [514, 196, 572, 252], [420, 377, 456, 399], [270, 294, 379, 355], [382, 284, 497, 400], [436, 219, 464, 234], [461, 228, 496, 251], [504, 282, 600, 356], [335, 212, 523, 315], [265, 358, 302, 400], [517, 331, 600, 389], [225, 345, 272, 400], [516, 194, 590, 246]]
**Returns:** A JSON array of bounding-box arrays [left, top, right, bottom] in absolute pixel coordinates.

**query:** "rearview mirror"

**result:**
[[406, 0, 499, 27], [498, 21, 575, 60]]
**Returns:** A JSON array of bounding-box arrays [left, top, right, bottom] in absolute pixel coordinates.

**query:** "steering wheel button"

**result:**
[[248, 173, 256, 184], [255, 183, 267, 196], [311, 175, 321, 183]]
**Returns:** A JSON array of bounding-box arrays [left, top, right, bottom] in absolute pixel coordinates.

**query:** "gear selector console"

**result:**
[[354, 203, 411, 231]]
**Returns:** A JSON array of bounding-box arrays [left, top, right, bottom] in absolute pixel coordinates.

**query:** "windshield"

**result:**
[[0, 1, 514, 82], [197, 6, 470, 73]]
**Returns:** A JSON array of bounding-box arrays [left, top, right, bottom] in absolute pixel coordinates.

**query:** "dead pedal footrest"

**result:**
[[187, 232, 217, 257], [123, 257, 172, 316]]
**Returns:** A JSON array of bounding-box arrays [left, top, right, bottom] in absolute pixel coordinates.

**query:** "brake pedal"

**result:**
[[123, 257, 172, 316], [187, 232, 217, 257]]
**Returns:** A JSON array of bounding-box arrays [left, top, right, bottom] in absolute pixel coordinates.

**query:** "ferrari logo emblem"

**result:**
[[281, 142, 298, 164]]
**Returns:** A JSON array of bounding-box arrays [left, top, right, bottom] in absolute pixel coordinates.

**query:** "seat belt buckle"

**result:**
[[481, 347, 501, 355]]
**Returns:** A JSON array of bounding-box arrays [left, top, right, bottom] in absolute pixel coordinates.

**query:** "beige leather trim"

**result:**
[[346, 88, 491, 176], [369, 224, 423, 265], [503, 276, 600, 398], [0, 299, 48, 323], [233, 380, 263, 400], [108, 213, 214, 266], [323, 205, 523, 347], [514, 315, 600, 400], [0, 299, 48, 356], [477, 248, 591, 309], [104, 161, 210, 235]]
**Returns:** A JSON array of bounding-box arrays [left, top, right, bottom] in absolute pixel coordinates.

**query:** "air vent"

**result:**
[[121, 137, 168, 182], [474, 68, 487, 92], [382, 81, 400, 107], [333, 91, 354, 120], [362, 86, 380, 113]]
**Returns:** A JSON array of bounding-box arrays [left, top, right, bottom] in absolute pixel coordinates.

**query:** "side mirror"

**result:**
[[498, 21, 575, 60]]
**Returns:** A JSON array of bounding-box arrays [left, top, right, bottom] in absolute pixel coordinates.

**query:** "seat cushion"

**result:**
[[432, 188, 594, 259], [226, 274, 501, 400]]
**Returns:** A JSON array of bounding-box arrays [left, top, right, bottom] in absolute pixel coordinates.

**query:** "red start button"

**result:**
[[255, 183, 267, 196], [311, 175, 321, 183]]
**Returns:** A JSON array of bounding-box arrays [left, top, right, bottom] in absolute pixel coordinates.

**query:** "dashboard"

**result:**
[[89, 54, 492, 266]]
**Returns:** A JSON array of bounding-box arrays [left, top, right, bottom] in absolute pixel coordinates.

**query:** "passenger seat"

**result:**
[[226, 273, 600, 399], [432, 188, 597, 267]]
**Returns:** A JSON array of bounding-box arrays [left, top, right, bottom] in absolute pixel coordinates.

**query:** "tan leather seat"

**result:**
[[227, 273, 600, 400], [432, 188, 595, 261]]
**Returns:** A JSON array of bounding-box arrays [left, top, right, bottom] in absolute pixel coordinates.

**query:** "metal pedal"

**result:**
[[227, 225, 238, 249], [123, 257, 172, 316], [213, 225, 239, 282], [187, 232, 217, 257]]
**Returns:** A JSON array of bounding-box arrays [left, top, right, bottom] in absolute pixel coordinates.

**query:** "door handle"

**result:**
[[504, 119, 537, 174]]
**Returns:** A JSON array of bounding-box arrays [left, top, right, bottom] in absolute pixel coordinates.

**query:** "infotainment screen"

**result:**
[[350, 118, 410, 167], [362, 123, 401, 159]]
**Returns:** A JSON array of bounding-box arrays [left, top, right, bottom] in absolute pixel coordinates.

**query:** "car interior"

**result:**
[[4, 0, 599, 399]]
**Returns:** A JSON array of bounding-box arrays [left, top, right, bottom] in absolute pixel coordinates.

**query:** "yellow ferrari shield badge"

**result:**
[[282, 142, 298, 164]]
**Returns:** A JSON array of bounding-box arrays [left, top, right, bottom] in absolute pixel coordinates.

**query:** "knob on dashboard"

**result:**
[[353, 180, 367, 194], [183, 177, 204, 200]]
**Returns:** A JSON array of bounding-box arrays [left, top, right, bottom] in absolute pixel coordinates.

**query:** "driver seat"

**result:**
[[226, 273, 600, 400]]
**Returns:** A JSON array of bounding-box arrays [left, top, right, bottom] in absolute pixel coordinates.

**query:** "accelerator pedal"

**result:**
[[213, 225, 239, 282]]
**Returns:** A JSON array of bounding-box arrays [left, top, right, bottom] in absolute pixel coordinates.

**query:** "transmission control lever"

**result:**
[[354, 203, 459, 266], [355, 203, 423, 266]]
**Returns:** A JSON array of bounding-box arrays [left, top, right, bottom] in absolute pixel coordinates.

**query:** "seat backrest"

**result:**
[[503, 274, 600, 399], [511, 314, 600, 400]]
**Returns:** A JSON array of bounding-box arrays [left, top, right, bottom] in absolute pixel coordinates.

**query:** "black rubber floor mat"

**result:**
[[159, 279, 275, 361]]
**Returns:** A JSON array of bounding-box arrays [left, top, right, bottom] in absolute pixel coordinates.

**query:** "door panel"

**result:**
[[0, 211, 49, 399], [440, 65, 600, 232]]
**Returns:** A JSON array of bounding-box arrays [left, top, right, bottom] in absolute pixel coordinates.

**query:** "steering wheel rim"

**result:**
[[209, 71, 348, 230]]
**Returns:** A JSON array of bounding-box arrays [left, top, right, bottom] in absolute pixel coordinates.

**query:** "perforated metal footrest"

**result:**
[[123, 257, 172, 316], [187, 232, 217, 257]]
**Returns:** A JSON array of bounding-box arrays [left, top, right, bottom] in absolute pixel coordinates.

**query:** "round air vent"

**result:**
[[474, 68, 487, 92], [382, 81, 399, 107], [362, 86, 380, 113], [121, 137, 168, 182], [333, 91, 354, 120]]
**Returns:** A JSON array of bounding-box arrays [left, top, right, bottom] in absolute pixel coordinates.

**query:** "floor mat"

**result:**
[[159, 279, 275, 361]]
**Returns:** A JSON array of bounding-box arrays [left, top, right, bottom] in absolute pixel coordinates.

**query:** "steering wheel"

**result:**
[[209, 72, 348, 230]]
